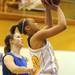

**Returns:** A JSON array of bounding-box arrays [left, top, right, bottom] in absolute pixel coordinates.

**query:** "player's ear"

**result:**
[[25, 25, 31, 31]]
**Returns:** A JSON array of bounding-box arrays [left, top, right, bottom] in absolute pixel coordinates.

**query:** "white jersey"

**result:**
[[28, 41, 58, 75]]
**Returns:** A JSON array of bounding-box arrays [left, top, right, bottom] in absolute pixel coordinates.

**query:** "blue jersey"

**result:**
[[2, 52, 29, 75]]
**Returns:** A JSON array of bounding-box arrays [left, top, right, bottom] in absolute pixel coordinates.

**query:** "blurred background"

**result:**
[[0, 0, 75, 51]]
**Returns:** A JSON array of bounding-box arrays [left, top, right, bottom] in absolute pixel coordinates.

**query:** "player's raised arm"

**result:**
[[34, 6, 67, 40]]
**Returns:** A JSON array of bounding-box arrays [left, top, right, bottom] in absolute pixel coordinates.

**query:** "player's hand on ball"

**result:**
[[41, 0, 60, 11]]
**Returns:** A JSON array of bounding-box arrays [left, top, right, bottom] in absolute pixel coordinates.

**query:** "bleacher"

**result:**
[[0, 0, 21, 12]]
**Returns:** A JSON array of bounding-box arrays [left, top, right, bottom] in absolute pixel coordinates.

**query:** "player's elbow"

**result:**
[[10, 68, 17, 74], [9, 66, 19, 74], [61, 23, 67, 31], [60, 19, 67, 29]]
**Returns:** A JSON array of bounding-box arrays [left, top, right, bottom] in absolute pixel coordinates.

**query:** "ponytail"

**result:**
[[4, 25, 17, 54], [10, 25, 17, 34], [4, 46, 10, 55], [4, 35, 12, 54]]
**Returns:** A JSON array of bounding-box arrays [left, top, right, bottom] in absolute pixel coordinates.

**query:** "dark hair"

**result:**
[[10, 25, 17, 34], [4, 26, 16, 54], [46, 0, 60, 5], [4, 35, 13, 54], [16, 19, 29, 34]]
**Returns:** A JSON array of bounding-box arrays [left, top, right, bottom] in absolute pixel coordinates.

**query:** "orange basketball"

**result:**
[[46, 0, 60, 5]]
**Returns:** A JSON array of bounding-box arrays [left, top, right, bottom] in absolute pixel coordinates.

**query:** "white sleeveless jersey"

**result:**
[[28, 41, 58, 75]]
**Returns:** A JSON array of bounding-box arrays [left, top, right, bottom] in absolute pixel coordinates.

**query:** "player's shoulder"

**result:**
[[4, 54, 13, 62]]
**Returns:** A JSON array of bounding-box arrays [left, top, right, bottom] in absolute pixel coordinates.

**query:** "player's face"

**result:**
[[26, 19, 39, 31], [13, 33, 24, 48]]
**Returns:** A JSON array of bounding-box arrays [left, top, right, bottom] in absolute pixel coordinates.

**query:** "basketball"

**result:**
[[47, 0, 60, 5], [46, 0, 60, 5]]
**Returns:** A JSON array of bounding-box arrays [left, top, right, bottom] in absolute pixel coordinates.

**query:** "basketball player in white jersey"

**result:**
[[11, 0, 67, 75]]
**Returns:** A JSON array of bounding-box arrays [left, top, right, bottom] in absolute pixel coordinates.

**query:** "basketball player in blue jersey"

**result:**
[[10, 0, 67, 74], [2, 27, 35, 75]]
